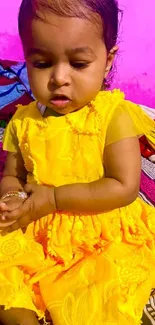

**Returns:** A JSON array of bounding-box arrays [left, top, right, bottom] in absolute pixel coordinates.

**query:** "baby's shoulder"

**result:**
[[94, 90, 125, 117], [95, 90, 140, 121], [12, 101, 38, 122]]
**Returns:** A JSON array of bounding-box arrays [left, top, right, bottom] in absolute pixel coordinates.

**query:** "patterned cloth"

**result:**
[[140, 158, 155, 206], [0, 60, 33, 179], [142, 292, 155, 325], [0, 59, 155, 324]]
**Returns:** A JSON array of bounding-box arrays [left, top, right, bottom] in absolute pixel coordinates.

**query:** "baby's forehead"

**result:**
[[22, 13, 103, 54], [32, 11, 102, 35]]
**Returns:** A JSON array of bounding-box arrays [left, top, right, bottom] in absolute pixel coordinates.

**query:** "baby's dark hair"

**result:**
[[19, 0, 121, 51], [18, 0, 122, 87]]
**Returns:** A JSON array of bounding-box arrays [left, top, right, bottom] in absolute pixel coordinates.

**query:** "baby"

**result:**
[[0, 0, 155, 325]]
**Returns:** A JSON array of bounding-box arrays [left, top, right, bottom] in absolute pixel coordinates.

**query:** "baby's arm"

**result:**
[[54, 137, 141, 213], [2, 137, 141, 232], [0, 151, 27, 212]]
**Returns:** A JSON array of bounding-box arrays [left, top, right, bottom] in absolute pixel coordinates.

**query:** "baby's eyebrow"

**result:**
[[67, 47, 96, 58], [26, 46, 96, 58], [27, 48, 46, 57]]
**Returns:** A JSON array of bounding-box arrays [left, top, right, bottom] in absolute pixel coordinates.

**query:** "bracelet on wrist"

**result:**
[[1, 191, 28, 201]]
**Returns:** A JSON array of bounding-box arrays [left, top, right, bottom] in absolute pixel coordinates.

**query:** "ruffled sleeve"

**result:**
[[105, 99, 155, 146], [3, 118, 19, 152], [3, 102, 39, 153]]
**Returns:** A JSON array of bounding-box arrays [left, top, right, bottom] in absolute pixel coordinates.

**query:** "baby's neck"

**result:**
[[43, 107, 63, 118]]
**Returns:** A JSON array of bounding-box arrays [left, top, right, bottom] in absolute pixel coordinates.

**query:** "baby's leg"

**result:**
[[0, 307, 40, 325]]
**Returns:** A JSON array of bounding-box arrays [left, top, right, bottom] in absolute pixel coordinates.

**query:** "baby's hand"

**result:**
[[0, 196, 25, 228], [0, 196, 24, 213], [3, 184, 56, 232]]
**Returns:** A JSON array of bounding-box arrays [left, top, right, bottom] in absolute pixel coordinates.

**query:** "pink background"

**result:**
[[0, 0, 155, 107]]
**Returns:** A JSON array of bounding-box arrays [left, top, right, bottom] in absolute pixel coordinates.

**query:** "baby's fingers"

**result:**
[[5, 199, 31, 221], [0, 219, 17, 228], [0, 202, 8, 221], [0, 202, 8, 212], [6, 215, 30, 232]]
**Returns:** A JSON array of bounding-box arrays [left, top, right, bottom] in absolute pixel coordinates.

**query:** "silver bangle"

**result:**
[[1, 191, 28, 201]]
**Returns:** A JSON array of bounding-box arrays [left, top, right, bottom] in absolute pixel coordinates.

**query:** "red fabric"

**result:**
[[140, 135, 155, 159]]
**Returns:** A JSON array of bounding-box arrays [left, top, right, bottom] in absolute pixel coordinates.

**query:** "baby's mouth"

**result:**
[[50, 95, 71, 108]]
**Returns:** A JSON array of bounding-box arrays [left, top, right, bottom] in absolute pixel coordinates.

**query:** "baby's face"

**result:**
[[23, 12, 109, 114]]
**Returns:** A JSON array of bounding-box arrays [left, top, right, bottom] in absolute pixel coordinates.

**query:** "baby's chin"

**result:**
[[46, 102, 80, 116]]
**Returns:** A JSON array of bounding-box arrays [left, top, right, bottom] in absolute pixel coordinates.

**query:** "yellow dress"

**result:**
[[1, 90, 155, 325]]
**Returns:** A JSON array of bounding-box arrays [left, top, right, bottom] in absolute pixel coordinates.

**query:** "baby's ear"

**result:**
[[105, 45, 119, 78]]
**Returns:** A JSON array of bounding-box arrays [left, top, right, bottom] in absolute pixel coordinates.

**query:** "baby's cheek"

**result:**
[[30, 72, 49, 100]]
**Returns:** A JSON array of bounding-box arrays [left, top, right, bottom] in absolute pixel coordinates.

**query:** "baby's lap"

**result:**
[[0, 227, 44, 268], [0, 227, 154, 315], [39, 246, 154, 324], [0, 210, 154, 275]]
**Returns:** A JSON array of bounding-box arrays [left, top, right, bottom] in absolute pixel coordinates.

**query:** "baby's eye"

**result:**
[[71, 62, 89, 70], [33, 62, 52, 69]]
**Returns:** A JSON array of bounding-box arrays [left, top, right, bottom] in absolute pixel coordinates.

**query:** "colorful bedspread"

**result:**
[[0, 59, 155, 324], [0, 60, 33, 179]]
